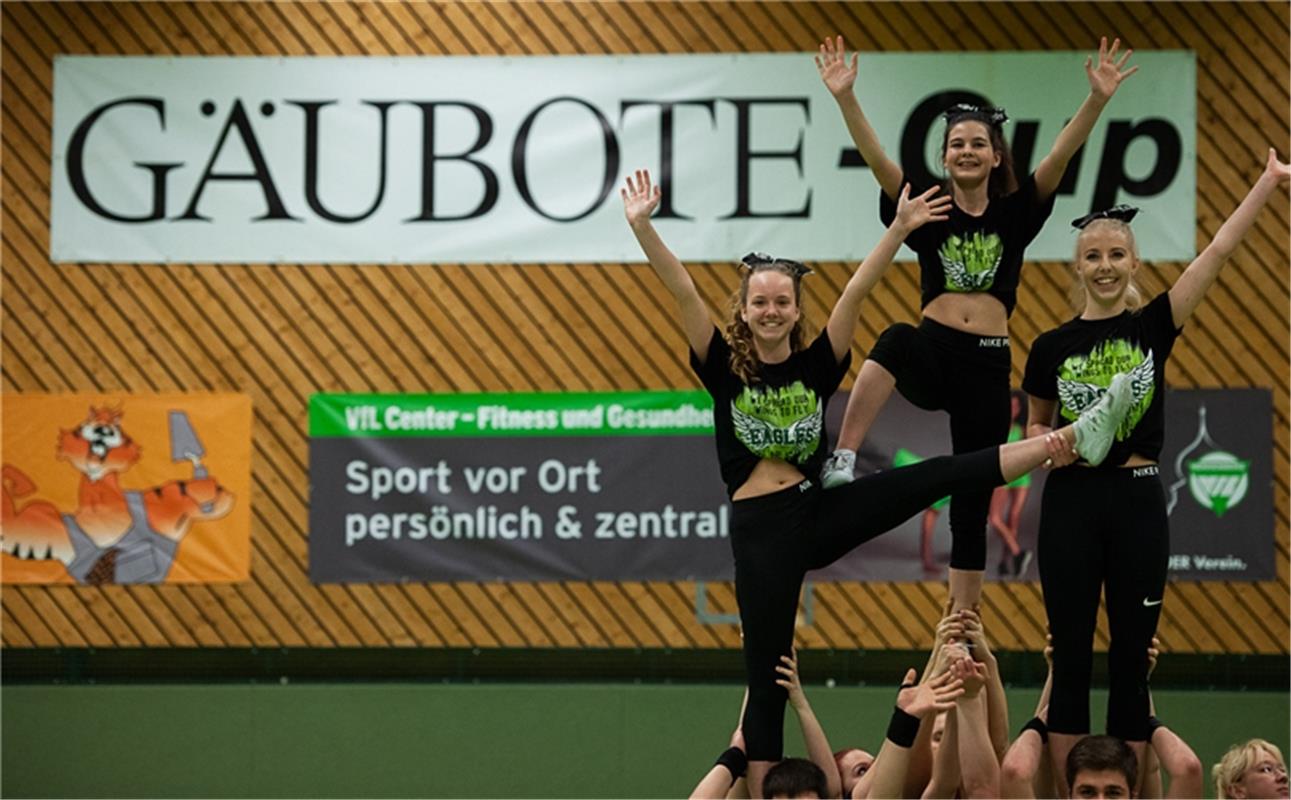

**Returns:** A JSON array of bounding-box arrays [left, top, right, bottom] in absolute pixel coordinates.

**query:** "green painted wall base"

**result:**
[[3, 684, 1287, 798]]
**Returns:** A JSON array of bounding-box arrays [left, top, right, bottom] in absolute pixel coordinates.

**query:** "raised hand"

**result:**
[[620, 168, 661, 227], [815, 35, 858, 98], [1264, 147, 1290, 185], [1086, 36, 1138, 101], [775, 647, 808, 710], [894, 184, 952, 233], [934, 612, 964, 652], [957, 608, 993, 662], [897, 667, 964, 718], [1147, 636, 1161, 677], [950, 653, 988, 698]]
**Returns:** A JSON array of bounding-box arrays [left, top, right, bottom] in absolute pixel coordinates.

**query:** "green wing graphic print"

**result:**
[[730, 382, 823, 463], [939, 232, 1003, 292], [1057, 343, 1156, 440]]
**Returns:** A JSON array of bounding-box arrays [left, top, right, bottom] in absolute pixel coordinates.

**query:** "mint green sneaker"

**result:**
[[821, 449, 856, 488], [1073, 372, 1134, 466]]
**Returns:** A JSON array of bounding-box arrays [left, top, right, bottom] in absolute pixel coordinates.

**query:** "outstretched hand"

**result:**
[[1264, 147, 1290, 185], [894, 184, 952, 233], [1086, 36, 1138, 100], [950, 654, 988, 698], [621, 168, 661, 227], [896, 667, 964, 718], [775, 647, 809, 710], [815, 35, 858, 98]]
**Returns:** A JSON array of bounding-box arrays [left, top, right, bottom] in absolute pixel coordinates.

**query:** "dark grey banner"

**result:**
[[309, 389, 1273, 583]]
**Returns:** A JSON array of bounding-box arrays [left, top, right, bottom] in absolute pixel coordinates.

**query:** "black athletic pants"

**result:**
[[1038, 466, 1169, 742], [732, 446, 1004, 761], [868, 318, 1012, 570]]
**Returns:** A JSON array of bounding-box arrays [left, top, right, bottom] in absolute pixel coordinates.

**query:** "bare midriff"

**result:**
[[732, 458, 808, 501], [923, 292, 1009, 336]]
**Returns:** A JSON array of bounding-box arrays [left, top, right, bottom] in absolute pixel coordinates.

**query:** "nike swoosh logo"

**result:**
[[1143, 599, 1163, 607]]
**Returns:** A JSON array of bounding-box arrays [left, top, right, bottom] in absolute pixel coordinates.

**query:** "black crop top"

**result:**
[[689, 327, 850, 497], [879, 172, 1057, 315], [1023, 292, 1182, 467]]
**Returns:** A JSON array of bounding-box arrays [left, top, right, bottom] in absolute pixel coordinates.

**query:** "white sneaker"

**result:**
[[1073, 373, 1134, 466], [821, 449, 857, 488]]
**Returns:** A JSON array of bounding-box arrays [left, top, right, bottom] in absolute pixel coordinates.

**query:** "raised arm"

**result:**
[[958, 610, 1009, 760], [951, 656, 1001, 799], [1001, 641, 1055, 800], [622, 169, 715, 360], [816, 36, 903, 198], [1151, 723, 1204, 799], [1034, 36, 1138, 199], [692, 707, 749, 800], [906, 613, 962, 798], [1168, 149, 1290, 327], [776, 648, 842, 799], [861, 667, 964, 800], [826, 185, 951, 359]]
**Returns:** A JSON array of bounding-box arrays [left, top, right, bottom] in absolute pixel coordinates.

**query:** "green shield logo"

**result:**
[[1186, 451, 1250, 517]]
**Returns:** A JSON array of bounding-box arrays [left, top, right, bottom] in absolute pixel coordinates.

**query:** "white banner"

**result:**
[[50, 53, 1195, 264]]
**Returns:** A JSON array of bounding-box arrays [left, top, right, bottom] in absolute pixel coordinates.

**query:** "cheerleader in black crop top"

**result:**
[[816, 35, 1139, 612], [622, 168, 1137, 794], [1020, 150, 1289, 794]]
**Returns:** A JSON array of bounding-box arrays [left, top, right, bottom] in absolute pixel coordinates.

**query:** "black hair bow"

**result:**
[[942, 103, 1008, 127], [740, 252, 813, 278], [1071, 204, 1140, 229]]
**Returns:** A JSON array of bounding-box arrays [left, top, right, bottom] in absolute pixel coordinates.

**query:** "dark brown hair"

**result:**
[[941, 108, 1018, 199]]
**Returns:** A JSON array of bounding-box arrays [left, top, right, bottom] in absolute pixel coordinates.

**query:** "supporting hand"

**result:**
[[897, 667, 964, 718], [775, 647, 809, 711]]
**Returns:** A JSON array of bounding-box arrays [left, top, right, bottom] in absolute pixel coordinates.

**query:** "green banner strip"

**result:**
[[309, 391, 715, 438]]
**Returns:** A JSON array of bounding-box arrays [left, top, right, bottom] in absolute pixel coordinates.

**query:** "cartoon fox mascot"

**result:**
[[2, 406, 234, 584]]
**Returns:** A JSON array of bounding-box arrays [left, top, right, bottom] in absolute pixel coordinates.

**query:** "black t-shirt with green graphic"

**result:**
[[690, 327, 850, 497], [879, 173, 1056, 315], [1023, 292, 1182, 467]]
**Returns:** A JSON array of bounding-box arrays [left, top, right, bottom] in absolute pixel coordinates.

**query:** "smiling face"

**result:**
[[1076, 221, 1140, 317], [836, 748, 874, 797], [741, 269, 801, 356], [943, 120, 1001, 190]]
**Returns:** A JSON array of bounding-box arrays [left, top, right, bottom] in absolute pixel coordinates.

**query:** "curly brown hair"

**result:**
[[724, 261, 809, 385]]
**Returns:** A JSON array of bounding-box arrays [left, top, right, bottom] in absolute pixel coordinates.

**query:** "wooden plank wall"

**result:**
[[2, 1, 1287, 656]]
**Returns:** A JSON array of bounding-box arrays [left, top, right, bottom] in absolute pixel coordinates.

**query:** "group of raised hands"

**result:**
[[692, 606, 1207, 800]]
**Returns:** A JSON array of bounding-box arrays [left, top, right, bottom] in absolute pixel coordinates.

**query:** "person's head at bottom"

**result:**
[[764, 757, 828, 799], [1068, 734, 1137, 799], [1213, 738, 1289, 799]]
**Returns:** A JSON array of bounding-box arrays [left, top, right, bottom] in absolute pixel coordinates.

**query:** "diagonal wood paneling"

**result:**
[[2, 1, 1287, 657]]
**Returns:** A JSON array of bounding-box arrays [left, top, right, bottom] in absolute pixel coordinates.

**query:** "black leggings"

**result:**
[[868, 318, 1012, 570], [1038, 466, 1169, 741], [732, 446, 1004, 761]]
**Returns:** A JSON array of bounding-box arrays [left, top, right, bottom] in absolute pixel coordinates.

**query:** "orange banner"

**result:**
[[2, 394, 251, 584]]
